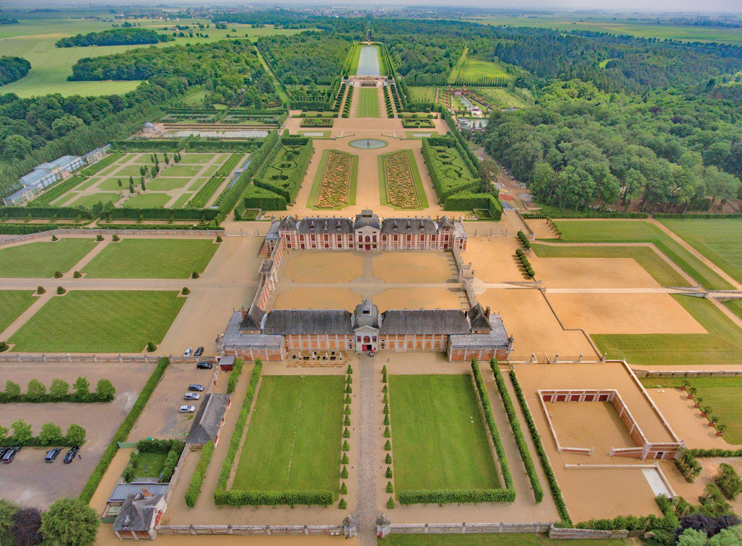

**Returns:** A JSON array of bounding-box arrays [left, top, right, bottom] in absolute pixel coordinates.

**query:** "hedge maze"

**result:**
[[402, 118, 435, 129], [312, 150, 357, 209], [379, 150, 427, 210], [251, 137, 313, 206], [300, 117, 334, 128]]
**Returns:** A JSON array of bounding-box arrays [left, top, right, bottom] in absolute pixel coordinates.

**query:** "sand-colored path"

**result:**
[[461, 236, 528, 283], [274, 287, 362, 311], [284, 252, 365, 283], [374, 287, 462, 311], [372, 251, 453, 283], [532, 257, 661, 289]]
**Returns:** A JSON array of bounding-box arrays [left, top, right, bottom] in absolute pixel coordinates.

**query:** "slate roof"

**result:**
[[353, 300, 380, 329], [438, 216, 454, 229], [108, 483, 168, 504], [298, 217, 354, 235], [112, 493, 164, 533], [224, 312, 283, 349], [380, 309, 471, 335], [263, 309, 353, 335], [381, 218, 437, 235], [186, 393, 230, 445], [449, 315, 510, 347], [239, 304, 265, 332], [467, 303, 493, 332], [355, 209, 380, 230], [279, 216, 297, 230]]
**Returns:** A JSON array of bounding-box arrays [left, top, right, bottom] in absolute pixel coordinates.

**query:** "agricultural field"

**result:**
[[8, 290, 185, 353], [659, 219, 742, 284], [0, 238, 97, 278], [309, 150, 357, 210], [81, 239, 218, 279], [232, 375, 344, 494], [0, 291, 36, 333], [389, 374, 500, 493], [357, 87, 381, 118], [378, 150, 427, 210]]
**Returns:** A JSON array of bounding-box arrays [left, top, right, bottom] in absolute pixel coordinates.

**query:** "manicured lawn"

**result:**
[[660, 219, 742, 284], [724, 300, 742, 321], [0, 238, 97, 278], [0, 291, 36, 333], [9, 291, 185, 353], [380, 534, 628, 546], [82, 239, 218, 279], [170, 193, 194, 209], [531, 244, 691, 287], [640, 377, 742, 444], [123, 193, 171, 208], [69, 192, 120, 208], [160, 165, 203, 178], [177, 153, 218, 164], [555, 220, 734, 290], [232, 375, 343, 493], [98, 177, 131, 191], [594, 296, 742, 366], [146, 177, 193, 191], [132, 452, 169, 478], [389, 374, 500, 493], [357, 88, 380, 118]]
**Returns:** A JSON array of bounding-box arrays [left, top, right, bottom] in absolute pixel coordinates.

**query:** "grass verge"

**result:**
[[0, 238, 97, 278], [357, 88, 380, 118]]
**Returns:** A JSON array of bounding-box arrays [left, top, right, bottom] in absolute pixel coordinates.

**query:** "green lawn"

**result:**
[[0, 291, 36, 333], [594, 295, 742, 366], [170, 193, 193, 209], [146, 178, 192, 191], [451, 57, 511, 82], [0, 238, 97, 278], [357, 88, 380, 118], [555, 220, 734, 290], [408, 87, 437, 102], [98, 178, 132, 191], [531, 244, 691, 287], [132, 452, 169, 479], [724, 300, 742, 321], [9, 290, 185, 353], [82, 239, 218, 279], [475, 87, 529, 109], [68, 192, 120, 208], [380, 534, 628, 546], [389, 374, 500, 493], [177, 153, 219, 165], [122, 193, 171, 208], [159, 165, 203, 178], [232, 375, 343, 494], [659, 219, 742, 284], [639, 377, 742, 445]]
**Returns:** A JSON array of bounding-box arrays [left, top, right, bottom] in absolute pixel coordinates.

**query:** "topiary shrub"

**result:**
[[343, 427, 350, 438], [344, 415, 351, 426], [383, 404, 389, 414], [384, 426, 390, 438], [51, 235, 58, 242], [73, 271, 82, 278], [386, 467, 392, 479], [344, 405, 351, 415], [385, 453, 392, 464], [57, 286, 66, 295], [96, 234, 104, 241], [382, 365, 387, 374], [346, 375, 352, 384], [53, 271, 63, 278], [383, 393, 388, 404], [182, 287, 190, 295], [382, 385, 388, 393], [339, 498, 347, 510], [340, 482, 347, 495], [37, 286, 45, 294], [147, 341, 157, 352], [382, 373, 387, 384], [344, 394, 351, 404], [345, 384, 352, 394], [386, 481, 393, 493], [383, 414, 390, 426], [0, 342, 8, 353], [341, 466, 348, 479], [387, 497, 395, 509], [192, 271, 200, 279], [216, 235, 223, 243], [341, 453, 349, 464], [384, 440, 391, 451], [342, 440, 350, 452], [112, 234, 120, 242]]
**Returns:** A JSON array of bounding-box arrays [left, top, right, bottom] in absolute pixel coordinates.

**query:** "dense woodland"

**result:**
[[55, 28, 173, 47], [0, 56, 31, 87]]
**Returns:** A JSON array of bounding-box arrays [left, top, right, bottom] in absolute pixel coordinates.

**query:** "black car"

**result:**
[[63, 446, 79, 464], [2, 447, 20, 464], [188, 384, 205, 392], [194, 347, 205, 357], [0, 447, 9, 460], [45, 448, 61, 463], [196, 361, 212, 370]]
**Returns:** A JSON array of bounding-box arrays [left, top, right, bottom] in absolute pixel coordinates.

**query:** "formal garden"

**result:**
[[309, 149, 357, 209], [378, 150, 427, 210]]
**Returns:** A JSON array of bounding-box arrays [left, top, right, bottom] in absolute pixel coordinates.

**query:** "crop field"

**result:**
[[378, 150, 427, 210], [0, 291, 36, 333], [659, 219, 742, 284], [8, 290, 185, 353], [0, 238, 97, 278], [389, 374, 500, 493], [81, 239, 218, 279], [554, 220, 734, 291], [309, 150, 357, 209], [357, 88, 380, 118], [232, 375, 343, 494]]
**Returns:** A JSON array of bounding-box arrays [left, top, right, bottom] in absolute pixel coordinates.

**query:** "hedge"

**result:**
[[444, 191, 503, 220], [438, 106, 480, 170], [136, 438, 184, 454], [654, 213, 742, 219], [252, 137, 312, 204], [0, 206, 93, 220], [187, 175, 223, 209], [102, 208, 218, 221], [1, 424, 86, 447], [185, 441, 214, 508], [676, 449, 702, 482], [399, 489, 515, 505], [691, 448, 742, 458], [529, 205, 649, 219], [79, 357, 170, 504], [576, 495, 678, 533], [226, 358, 243, 394], [0, 224, 62, 235], [91, 224, 219, 231], [509, 369, 572, 527], [517, 230, 531, 249], [214, 490, 334, 507], [421, 137, 481, 203], [489, 360, 543, 503], [239, 185, 287, 213]]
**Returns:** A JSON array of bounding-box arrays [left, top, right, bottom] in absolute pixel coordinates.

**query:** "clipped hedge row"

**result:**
[[676, 449, 702, 483], [489, 360, 543, 503], [187, 175, 223, 209], [654, 213, 742, 219], [443, 191, 503, 221], [691, 448, 742, 458], [0, 224, 61, 234], [226, 358, 243, 394], [530, 206, 648, 219], [136, 438, 183, 454], [421, 137, 480, 203], [438, 107, 480, 170], [185, 441, 214, 508], [576, 495, 678, 532], [79, 357, 170, 504], [102, 208, 218, 221], [342, 86, 354, 118], [517, 230, 531, 249], [214, 489, 334, 507], [238, 185, 287, 214], [509, 369, 572, 526], [515, 248, 535, 278], [253, 137, 312, 204], [399, 489, 514, 505], [0, 206, 93, 219]]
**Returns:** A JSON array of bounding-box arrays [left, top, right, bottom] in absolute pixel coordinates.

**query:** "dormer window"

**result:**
[[363, 310, 370, 315]]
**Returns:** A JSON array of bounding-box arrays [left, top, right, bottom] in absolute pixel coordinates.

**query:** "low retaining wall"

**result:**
[[0, 354, 215, 364], [156, 524, 345, 536], [633, 369, 742, 378], [388, 522, 551, 534], [549, 526, 629, 540]]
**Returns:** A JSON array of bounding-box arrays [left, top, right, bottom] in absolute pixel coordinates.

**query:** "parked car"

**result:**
[[184, 347, 193, 357], [184, 392, 200, 401], [179, 405, 196, 413], [45, 448, 61, 463], [63, 446, 79, 464], [194, 347, 204, 357], [188, 384, 204, 392], [2, 447, 20, 464], [196, 361, 212, 370], [0, 447, 9, 460]]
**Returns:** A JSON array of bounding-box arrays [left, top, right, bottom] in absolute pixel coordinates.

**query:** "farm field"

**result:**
[[554, 220, 734, 290], [659, 219, 742, 284], [8, 290, 185, 353], [231, 375, 343, 494], [0, 291, 36, 332], [0, 238, 97, 278], [378, 150, 428, 210], [357, 88, 381, 118], [81, 239, 219, 279], [308, 149, 358, 210], [389, 374, 500, 493], [639, 377, 742, 445]]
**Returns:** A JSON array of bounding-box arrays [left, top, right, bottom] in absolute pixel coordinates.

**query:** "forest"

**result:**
[[55, 28, 174, 48], [0, 56, 31, 87]]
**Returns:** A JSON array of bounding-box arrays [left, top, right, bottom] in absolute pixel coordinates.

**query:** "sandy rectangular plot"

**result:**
[[372, 251, 451, 283], [283, 251, 364, 283], [460, 236, 527, 283], [534, 257, 661, 289], [526, 218, 558, 240], [548, 293, 707, 335], [477, 289, 596, 359], [548, 401, 636, 454], [273, 288, 362, 312], [373, 288, 462, 312]]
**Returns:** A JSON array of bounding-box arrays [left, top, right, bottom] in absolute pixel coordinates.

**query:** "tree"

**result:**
[[73, 376, 90, 399], [40, 498, 99, 546], [117, 178, 122, 188], [0, 499, 17, 546], [51, 115, 84, 138], [677, 528, 708, 546], [478, 159, 500, 194], [10, 506, 42, 546], [26, 378, 46, 401], [39, 423, 63, 446], [49, 378, 70, 399], [140, 178, 146, 191], [4, 134, 32, 160], [95, 378, 116, 401], [11, 419, 32, 444], [5, 380, 21, 398], [65, 423, 86, 446]]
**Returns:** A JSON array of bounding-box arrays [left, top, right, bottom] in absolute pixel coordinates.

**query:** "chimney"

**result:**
[[240, 306, 247, 320], [485, 306, 490, 319], [141, 487, 151, 498]]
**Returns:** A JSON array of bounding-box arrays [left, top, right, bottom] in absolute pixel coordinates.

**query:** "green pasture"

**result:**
[[122, 194, 171, 208], [594, 295, 742, 366], [82, 238, 218, 279], [389, 374, 500, 493], [357, 88, 380, 118], [0, 238, 96, 278], [232, 375, 343, 494], [659, 219, 742, 284], [380, 534, 629, 546], [554, 220, 734, 290], [531, 244, 691, 287], [9, 290, 185, 353], [0, 291, 37, 333]]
